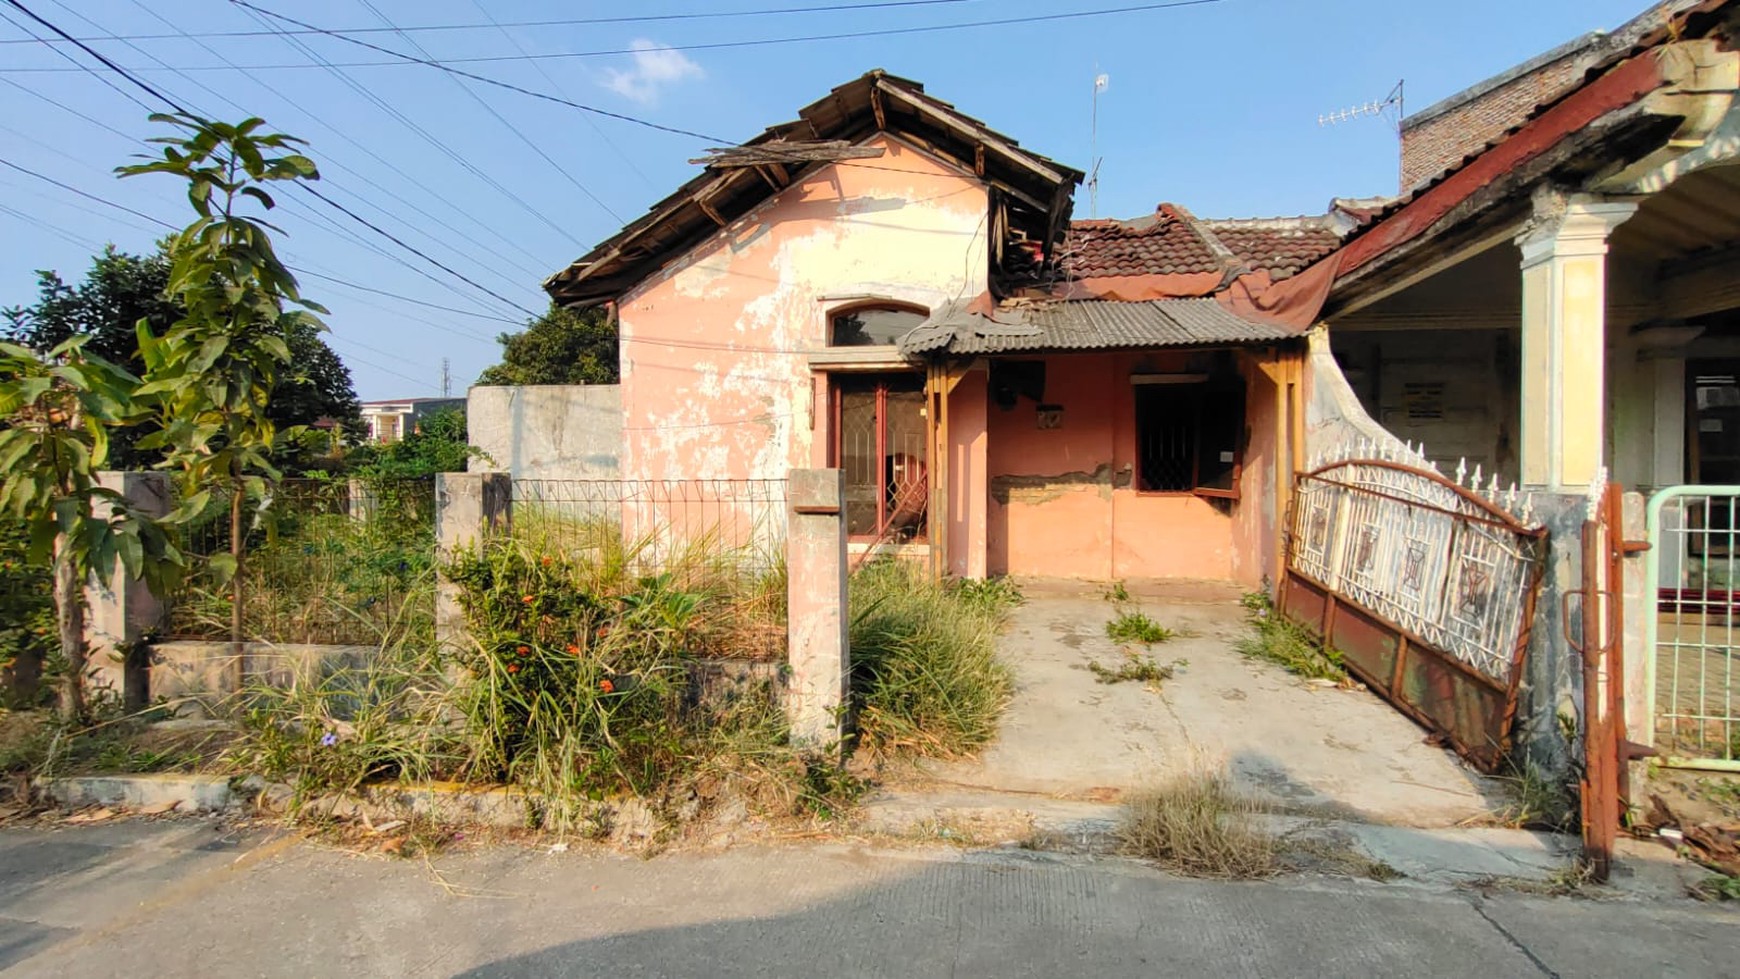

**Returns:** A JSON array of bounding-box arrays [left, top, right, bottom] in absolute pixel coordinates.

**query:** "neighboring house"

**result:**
[[543, 71, 1349, 585], [359, 397, 466, 444], [1312, 0, 1740, 496]]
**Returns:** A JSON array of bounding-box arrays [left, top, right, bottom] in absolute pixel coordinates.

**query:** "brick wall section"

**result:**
[[1400, 53, 1585, 192]]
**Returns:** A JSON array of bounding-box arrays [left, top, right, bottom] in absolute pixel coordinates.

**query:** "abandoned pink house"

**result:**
[[544, 71, 1349, 586]]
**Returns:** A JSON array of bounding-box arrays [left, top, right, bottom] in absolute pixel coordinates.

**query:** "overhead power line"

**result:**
[[352, 0, 622, 224], [0, 1, 986, 43], [119, 0, 555, 280], [5, 0, 1228, 79], [228, 1, 728, 142], [4, 0, 548, 321], [0, 153, 524, 330]]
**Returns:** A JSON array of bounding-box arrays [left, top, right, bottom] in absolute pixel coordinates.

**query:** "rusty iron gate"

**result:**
[[1279, 459, 1547, 772]]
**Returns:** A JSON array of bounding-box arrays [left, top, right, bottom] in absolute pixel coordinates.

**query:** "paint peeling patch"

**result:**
[[991, 464, 1132, 505]]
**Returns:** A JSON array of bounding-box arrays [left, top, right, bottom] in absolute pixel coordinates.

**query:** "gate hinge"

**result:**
[[1620, 539, 1651, 556]]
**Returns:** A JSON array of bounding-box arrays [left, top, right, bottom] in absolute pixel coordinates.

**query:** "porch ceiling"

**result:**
[[1611, 164, 1740, 263]]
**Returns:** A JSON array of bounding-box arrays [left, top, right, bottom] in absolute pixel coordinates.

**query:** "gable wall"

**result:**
[[615, 134, 989, 481]]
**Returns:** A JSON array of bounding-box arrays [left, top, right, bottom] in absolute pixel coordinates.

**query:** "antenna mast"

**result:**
[[1090, 70, 1108, 218], [441, 357, 452, 398], [1318, 79, 1406, 192]]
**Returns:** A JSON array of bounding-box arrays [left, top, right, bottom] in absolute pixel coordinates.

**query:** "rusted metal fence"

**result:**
[[167, 477, 437, 645], [1645, 486, 1740, 772], [508, 478, 789, 660], [1280, 458, 1547, 771]]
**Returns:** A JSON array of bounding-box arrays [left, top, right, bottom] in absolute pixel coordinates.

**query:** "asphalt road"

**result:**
[[1, 818, 1735, 977]]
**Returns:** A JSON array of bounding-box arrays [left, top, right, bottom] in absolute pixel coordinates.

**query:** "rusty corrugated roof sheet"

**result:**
[[899, 298, 1295, 356]]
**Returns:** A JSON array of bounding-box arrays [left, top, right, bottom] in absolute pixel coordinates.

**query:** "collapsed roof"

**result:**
[[544, 70, 1084, 307]]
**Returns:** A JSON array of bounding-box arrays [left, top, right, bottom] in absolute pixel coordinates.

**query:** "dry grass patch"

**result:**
[[1119, 764, 1277, 878]]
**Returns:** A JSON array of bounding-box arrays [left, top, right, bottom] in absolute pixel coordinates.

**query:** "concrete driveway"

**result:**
[[913, 580, 1507, 827]]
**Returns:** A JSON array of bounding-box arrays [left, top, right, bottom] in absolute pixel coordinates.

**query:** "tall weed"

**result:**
[[849, 561, 1016, 758]]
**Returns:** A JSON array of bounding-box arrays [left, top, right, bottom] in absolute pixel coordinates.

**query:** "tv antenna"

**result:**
[[1089, 70, 1108, 218], [1318, 80, 1405, 191]]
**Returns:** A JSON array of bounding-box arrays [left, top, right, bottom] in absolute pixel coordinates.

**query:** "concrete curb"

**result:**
[[36, 773, 244, 813], [858, 789, 1585, 886], [33, 774, 538, 828]]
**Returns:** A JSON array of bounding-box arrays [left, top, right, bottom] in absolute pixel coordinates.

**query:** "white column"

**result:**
[[1515, 191, 1637, 490]]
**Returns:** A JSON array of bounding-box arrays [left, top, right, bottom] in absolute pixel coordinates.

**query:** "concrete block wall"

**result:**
[[467, 385, 621, 480]]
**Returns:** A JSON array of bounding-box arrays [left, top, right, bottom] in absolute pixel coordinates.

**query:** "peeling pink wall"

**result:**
[[615, 135, 989, 482], [984, 352, 1278, 586]]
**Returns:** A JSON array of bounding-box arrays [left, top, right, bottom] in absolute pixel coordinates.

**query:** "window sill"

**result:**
[[808, 346, 912, 371]]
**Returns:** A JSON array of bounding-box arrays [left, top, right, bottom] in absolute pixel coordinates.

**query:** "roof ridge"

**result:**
[[1201, 215, 1337, 230], [1165, 202, 1249, 285]]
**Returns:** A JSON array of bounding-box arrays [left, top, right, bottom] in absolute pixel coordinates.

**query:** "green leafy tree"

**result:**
[[0, 337, 180, 716], [477, 304, 618, 386], [3, 246, 361, 467], [119, 113, 325, 649], [352, 408, 478, 480]]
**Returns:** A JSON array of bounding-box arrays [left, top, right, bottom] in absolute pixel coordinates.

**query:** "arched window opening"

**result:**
[[829, 303, 927, 347]]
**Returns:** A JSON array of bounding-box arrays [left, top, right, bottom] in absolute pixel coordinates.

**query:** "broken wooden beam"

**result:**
[[689, 140, 886, 168]]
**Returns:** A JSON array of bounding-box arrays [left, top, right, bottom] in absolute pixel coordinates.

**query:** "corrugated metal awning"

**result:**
[[899, 298, 1296, 357]]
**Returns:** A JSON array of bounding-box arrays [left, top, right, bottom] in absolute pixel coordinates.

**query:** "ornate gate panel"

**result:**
[[1280, 458, 1547, 772]]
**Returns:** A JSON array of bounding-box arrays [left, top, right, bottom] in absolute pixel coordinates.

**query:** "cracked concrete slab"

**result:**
[[912, 585, 1507, 827]]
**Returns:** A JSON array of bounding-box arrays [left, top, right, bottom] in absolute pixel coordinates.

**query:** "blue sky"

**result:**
[[1, 0, 1647, 399]]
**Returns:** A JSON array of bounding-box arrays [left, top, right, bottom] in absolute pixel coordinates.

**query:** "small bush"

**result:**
[[1696, 874, 1740, 901], [1492, 760, 1574, 831], [1106, 610, 1174, 645], [1236, 592, 1347, 683], [1088, 653, 1178, 686], [850, 560, 1015, 758], [948, 575, 1023, 616], [1120, 764, 1277, 878]]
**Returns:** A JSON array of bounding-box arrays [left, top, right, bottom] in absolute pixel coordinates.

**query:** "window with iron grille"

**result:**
[[1133, 379, 1246, 498], [830, 373, 928, 541]]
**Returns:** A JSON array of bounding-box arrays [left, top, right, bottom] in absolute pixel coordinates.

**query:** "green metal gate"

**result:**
[[1645, 486, 1740, 771]]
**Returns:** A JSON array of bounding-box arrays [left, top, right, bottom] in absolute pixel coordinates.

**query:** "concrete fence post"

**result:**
[[435, 472, 512, 653], [786, 468, 849, 749], [85, 471, 172, 710]]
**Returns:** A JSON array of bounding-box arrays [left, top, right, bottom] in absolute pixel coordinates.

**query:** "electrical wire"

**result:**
[[0, 1, 988, 43], [120, 0, 555, 279], [226, 1, 728, 142], [3, 0, 550, 321], [232, 1, 588, 249], [2, 0, 1231, 77], [352, 0, 621, 223]]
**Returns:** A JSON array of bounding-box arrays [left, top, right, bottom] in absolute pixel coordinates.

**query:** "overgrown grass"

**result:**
[[1236, 592, 1348, 683], [172, 482, 437, 646], [1119, 763, 1278, 878], [509, 507, 787, 661], [1, 707, 224, 779], [222, 532, 850, 834], [849, 561, 1017, 758], [1088, 652, 1179, 686], [1105, 610, 1174, 645]]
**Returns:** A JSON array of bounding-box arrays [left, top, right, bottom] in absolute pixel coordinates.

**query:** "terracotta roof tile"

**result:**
[[1059, 205, 1224, 279], [1203, 219, 1344, 280]]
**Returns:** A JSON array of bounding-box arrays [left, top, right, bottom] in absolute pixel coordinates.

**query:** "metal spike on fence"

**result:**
[[1455, 458, 1467, 486], [1470, 463, 1483, 490], [1488, 473, 1500, 497]]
